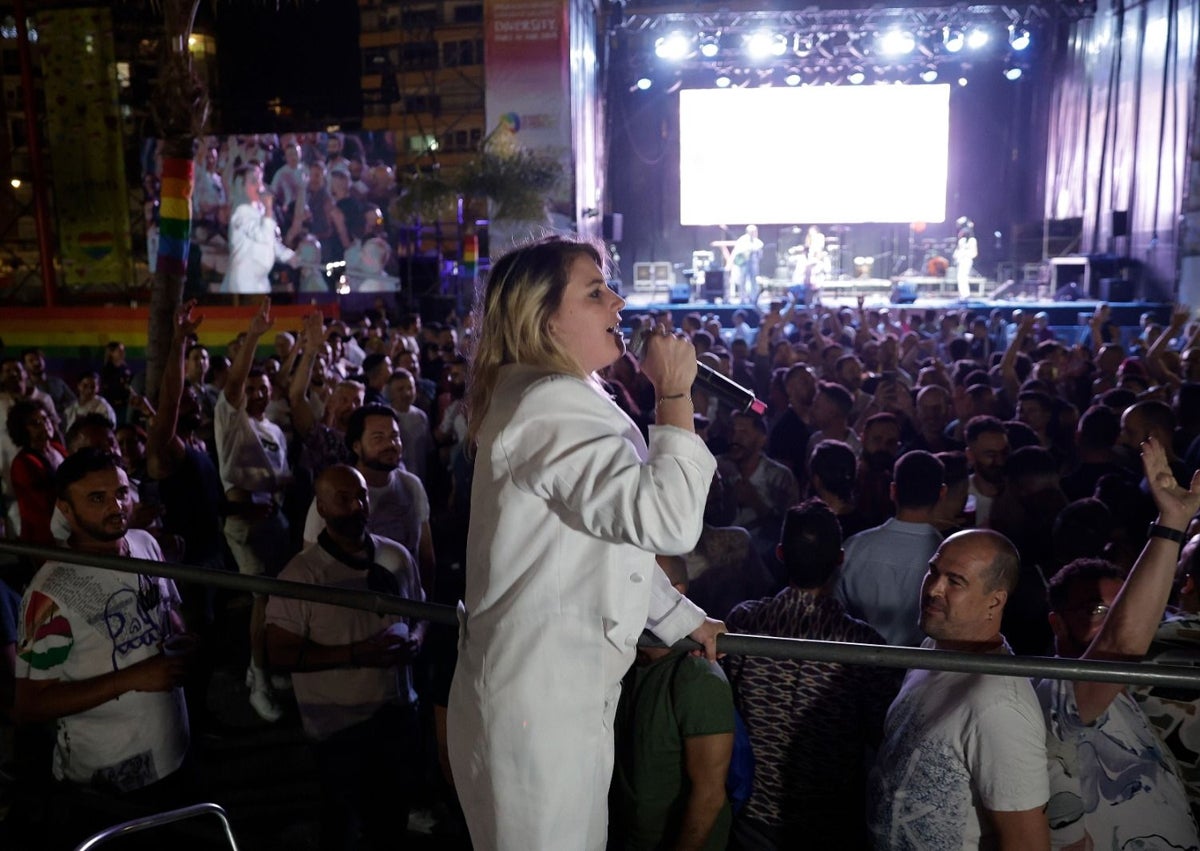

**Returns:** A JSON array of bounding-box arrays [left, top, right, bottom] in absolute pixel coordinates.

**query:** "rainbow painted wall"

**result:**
[[0, 304, 336, 367]]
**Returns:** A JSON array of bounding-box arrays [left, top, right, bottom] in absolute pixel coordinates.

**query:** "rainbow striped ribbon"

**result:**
[[157, 157, 194, 277]]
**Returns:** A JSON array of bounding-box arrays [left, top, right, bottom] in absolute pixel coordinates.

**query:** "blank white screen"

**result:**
[[678, 85, 949, 225]]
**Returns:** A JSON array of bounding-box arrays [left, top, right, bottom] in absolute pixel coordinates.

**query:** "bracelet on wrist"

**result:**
[[656, 393, 692, 410], [1148, 523, 1187, 545]]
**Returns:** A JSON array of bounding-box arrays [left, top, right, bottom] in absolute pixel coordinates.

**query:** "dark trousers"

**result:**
[[311, 701, 421, 851]]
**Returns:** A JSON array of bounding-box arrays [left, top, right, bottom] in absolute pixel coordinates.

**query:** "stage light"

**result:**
[[966, 27, 990, 50], [1003, 67, 1023, 80], [879, 29, 916, 56], [919, 67, 938, 83], [9, 178, 20, 189], [654, 31, 692, 62], [784, 72, 802, 86], [847, 68, 866, 85], [1009, 26, 1031, 51], [746, 29, 786, 60], [958, 76, 969, 87], [943, 28, 965, 53], [635, 76, 653, 90], [698, 33, 720, 58], [715, 73, 732, 88]]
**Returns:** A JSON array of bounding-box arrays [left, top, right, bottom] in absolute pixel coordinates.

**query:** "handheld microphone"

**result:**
[[630, 331, 767, 416]]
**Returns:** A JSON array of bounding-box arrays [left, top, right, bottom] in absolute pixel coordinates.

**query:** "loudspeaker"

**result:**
[[1099, 277, 1134, 302], [669, 284, 691, 304], [890, 281, 918, 304], [1112, 210, 1129, 238], [602, 213, 624, 242], [703, 269, 725, 301]]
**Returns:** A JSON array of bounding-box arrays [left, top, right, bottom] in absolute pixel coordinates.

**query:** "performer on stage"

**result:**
[[447, 235, 725, 851], [729, 224, 764, 302], [954, 216, 978, 300]]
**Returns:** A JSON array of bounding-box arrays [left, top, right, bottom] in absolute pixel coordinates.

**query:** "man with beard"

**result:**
[[717, 412, 799, 567], [215, 298, 293, 722], [266, 463, 425, 851], [15, 448, 194, 847], [966, 415, 1009, 528], [22, 347, 75, 425], [835, 450, 946, 646], [302, 404, 435, 595], [857, 412, 903, 528]]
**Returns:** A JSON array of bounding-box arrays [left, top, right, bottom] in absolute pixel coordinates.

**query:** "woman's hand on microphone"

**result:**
[[640, 324, 697, 399]]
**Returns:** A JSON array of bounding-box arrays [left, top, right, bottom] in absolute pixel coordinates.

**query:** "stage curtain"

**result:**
[[1044, 0, 1196, 294]]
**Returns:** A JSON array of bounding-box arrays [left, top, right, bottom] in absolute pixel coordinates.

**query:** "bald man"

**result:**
[[265, 464, 425, 851], [868, 529, 1050, 849]]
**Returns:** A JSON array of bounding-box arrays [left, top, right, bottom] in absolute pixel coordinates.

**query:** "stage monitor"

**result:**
[[678, 85, 949, 226]]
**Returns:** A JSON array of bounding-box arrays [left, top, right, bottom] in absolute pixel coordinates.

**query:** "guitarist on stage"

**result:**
[[728, 224, 764, 302]]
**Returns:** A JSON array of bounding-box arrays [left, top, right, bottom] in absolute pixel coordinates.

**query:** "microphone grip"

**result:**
[[694, 362, 767, 416], [629, 330, 767, 416]]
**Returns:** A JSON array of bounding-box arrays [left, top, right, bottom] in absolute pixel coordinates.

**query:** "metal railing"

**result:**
[[74, 802, 240, 850], [3, 540, 1200, 691]]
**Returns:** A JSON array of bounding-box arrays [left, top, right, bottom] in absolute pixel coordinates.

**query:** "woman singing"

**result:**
[[447, 236, 725, 850]]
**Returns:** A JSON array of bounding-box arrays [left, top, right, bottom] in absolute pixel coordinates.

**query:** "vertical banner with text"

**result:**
[[38, 8, 134, 289], [484, 0, 573, 246]]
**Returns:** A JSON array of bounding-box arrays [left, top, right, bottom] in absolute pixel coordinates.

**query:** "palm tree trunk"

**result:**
[[145, 0, 206, 405]]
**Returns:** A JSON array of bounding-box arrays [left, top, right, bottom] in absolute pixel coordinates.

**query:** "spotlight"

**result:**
[[1003, 67, 1023, 80], [654, 31, 692, 61], [943, 27, 965, 53], [9, 178, 20, 189], [919, 67, 938, 83], [966, 27, 990, 50], [1009, 26, 1031, 51], [847, 68, 866, 85], [784, 72, 802, 86], [879, 29, 916, 56], [715, 73, 732, 88], [699, 33, 720, 58], [957, 76, 969, 87], [635, 76, 653, 90], [746, 29, 786, 60]]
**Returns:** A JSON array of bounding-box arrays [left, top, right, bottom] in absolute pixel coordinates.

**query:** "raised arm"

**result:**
[[288, 310, 326, 438], [147, 301, 203, 481], [225, 297, 273, 410], [1000, 313, 1034, 403], [1074, 436, 1200, 724], [1144, 305, 1189, 386]]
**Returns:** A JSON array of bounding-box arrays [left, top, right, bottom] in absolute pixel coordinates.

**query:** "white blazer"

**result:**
[[448, 365, 716, 851]]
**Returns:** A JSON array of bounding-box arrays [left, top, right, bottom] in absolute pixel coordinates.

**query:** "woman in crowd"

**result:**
[[7, 398, 66, 546], [447, 235, 724, 850]]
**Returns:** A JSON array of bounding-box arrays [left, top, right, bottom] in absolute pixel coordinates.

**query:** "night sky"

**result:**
[[210, 0, 362, 132]]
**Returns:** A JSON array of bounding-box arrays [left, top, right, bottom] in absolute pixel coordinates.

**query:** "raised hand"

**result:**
[[248, 296, 273, 338], [173, 300, 204, 341], [302, 309, 326, 351], [1142, 435, 1200, 528]]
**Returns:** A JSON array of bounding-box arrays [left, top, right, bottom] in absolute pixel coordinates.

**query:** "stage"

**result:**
[[619, 275, 1171, 341]]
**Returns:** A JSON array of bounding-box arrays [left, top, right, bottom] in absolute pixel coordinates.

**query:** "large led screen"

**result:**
[[679, 85, 950, 225]]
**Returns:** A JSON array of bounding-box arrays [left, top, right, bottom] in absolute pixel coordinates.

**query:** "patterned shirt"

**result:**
[[724, 587, 901, 832]]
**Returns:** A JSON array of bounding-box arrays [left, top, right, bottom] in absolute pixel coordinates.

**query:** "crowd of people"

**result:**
[[2, 232, 1200, 849], [146, 130, 423, 298]]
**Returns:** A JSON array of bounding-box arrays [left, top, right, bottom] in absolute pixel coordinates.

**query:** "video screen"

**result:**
[[679, 85, 950, 225]]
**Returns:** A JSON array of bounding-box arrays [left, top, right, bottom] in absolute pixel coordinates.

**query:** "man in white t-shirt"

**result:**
[[266, 463, 425, 850], [387, 368, 430, 485], [15, 448, 192, 847], [303, 404, 435, 595], [215, 298, 293, 722], [869, 528, 1050, 849]]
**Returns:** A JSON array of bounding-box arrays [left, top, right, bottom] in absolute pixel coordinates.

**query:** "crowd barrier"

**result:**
[[3, 541, 1199, 691]]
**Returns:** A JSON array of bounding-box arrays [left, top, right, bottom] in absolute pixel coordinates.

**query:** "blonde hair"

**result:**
[[467, 235, 605, 445]]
